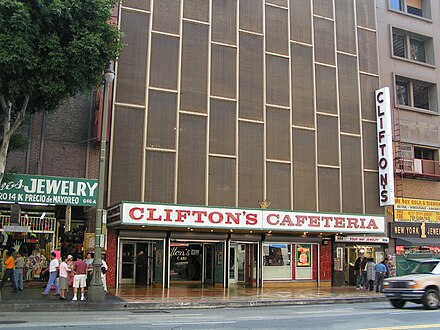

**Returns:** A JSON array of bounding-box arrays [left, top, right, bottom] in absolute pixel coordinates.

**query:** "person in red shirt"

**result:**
[[71, 255, 87, 301], [0, 250, 17, 292]]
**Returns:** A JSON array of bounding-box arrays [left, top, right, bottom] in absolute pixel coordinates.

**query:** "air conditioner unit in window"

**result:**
[[414, 159, 423, 173]]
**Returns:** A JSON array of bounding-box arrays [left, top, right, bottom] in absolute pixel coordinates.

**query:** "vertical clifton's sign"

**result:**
[[375, 87, 394, 206]]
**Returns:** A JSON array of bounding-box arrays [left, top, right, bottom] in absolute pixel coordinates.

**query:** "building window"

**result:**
[[389, 0, 431, 19], [395, 76, 436, 112], [392, 28, 432, 64], [396, 80, 409, 106], [263, 243, 291, 280], [414, 147, 435, 161], [390, 0, 403, 11]]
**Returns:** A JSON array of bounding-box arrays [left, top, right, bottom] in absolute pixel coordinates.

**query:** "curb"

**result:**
[[0, 296, 387, 312]]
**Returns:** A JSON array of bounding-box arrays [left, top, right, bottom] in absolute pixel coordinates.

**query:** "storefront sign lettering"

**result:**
[[118, 203, 385, 234], [0, 174, 98, 206], [375, 87, 394, 206], [391, 222, 440, 239], [394, 198, 440, 222], [334, 236, 389, 243], [170, 246, 190, 261]]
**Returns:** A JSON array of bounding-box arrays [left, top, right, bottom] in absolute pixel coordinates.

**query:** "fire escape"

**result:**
[[393, 104, 404, 199]]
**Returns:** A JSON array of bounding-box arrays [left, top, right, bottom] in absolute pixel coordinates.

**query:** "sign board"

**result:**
[[116, 202, 386, 234], [0, 174, 98, 206], [4, 225, 30, 233], [335, 235, 389, 243], [390, 221, 440, 239], [394, 198, 440, 222], [375, 87, 394, 206]]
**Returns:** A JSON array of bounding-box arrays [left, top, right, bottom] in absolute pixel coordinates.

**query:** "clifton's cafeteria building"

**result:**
[[105, 0, 387, 289], [3, 0, 440, 290]]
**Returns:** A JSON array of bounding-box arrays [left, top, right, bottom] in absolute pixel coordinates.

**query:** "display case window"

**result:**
[[263, 243, 291, 280], [295, 244, 312, 279]]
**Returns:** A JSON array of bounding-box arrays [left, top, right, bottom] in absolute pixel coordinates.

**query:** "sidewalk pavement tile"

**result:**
[[0, 285, 386, 312]]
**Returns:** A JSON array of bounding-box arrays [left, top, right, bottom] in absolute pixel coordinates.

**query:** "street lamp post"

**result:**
[[87, 63, 115, 302]]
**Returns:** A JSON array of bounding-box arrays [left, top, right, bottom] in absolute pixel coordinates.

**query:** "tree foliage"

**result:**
[[0, 0, 121, 182]]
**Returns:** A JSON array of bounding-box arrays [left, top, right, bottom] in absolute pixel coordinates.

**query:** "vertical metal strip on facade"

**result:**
[[235, 0, 240, 207], [262, 0, 267, 202], [142, 1, 154, 202], [287, 0, 294, 210], [206, 0, 213, 205], [174, 0, 184, 204], [333, 0, 343, 213], [353, 0, 366, 214], [310, 0, 318, 211]]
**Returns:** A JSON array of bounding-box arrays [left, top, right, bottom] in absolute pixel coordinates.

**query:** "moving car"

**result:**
[[383, 259, 440, 309]]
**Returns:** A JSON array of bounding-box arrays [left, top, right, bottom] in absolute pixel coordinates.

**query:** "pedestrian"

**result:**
[[365, 258, 376, 292], [84, 252, 94, 289], [14, 252, 25, 291], [41, 252, 60, 296], [354, 253, 363, 289], [383, 257, 391, 278], [58, 256, 70, 300], [66, 255, 74, 295], [72, 255, 87, 301], [101, 254, 108, 293], [374, 260, 388, 293], [360, 255, 368, 289], [0, 250, 18, 293]]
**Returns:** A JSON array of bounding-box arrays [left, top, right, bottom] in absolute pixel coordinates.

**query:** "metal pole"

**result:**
[[88, 63, 114, 302]]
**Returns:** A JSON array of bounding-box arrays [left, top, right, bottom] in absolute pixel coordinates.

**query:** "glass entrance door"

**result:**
[[135, 242, 155, 286], [120, 242, 135, 285], [119, 241, 156, 286], [229, 243, 256, 287], [229, 245, 238, 284], [204, 244, 215, 286]]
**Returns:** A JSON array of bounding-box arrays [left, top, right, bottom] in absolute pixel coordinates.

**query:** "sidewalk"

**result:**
[[0, 284, 387, 312]]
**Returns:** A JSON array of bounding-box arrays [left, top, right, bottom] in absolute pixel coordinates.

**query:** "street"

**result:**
[[2, 301, 440, 329]]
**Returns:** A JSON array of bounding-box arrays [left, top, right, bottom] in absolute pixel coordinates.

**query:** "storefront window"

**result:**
[[263, 243, 291, 280], [170, 243, 202, 281], [295, 244, 312, 279]]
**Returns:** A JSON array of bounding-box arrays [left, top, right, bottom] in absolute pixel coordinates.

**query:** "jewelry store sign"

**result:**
[[391, 222, 440, 239], [394, 198, 440, 222], [335, 235, 389, 243], [0, 174, 98, 206]]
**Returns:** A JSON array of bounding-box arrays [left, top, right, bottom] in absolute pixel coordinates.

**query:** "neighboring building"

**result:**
[[376, 0, 440, 266], [106, 0, 386, 289], [1, 94, 100, 267]]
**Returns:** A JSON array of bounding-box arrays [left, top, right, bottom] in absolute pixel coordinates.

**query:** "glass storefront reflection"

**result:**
[[170, 243, 202, 281]]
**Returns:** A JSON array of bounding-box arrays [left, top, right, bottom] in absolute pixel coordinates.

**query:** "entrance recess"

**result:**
[[229, 243, 257, 287], [169, 241, 224, 287], [119, 241, 155, 286]]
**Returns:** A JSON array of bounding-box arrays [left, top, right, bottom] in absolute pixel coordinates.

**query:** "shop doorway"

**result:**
[[345, 246, 376, 286], [119, 241, 155, 286], [169, 241, 224, 288], [229, 243, 257, 287], [204, 244, 215, 286]]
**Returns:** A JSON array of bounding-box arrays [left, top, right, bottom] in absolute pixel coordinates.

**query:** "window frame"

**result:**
[[394, 75, 437, 113], [388, 0, 432, 20], [391, 27, 434, 66]]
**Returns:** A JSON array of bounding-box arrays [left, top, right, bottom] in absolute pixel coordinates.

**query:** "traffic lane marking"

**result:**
[[358, 324, 440, 330]]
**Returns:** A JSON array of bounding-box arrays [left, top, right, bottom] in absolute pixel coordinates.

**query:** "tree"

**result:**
[[0, 0, 121, 183]]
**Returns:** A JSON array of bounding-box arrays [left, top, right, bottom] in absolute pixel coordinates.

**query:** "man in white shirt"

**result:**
[[41, 252, 60, 296], [101, 254, 108, 293]]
